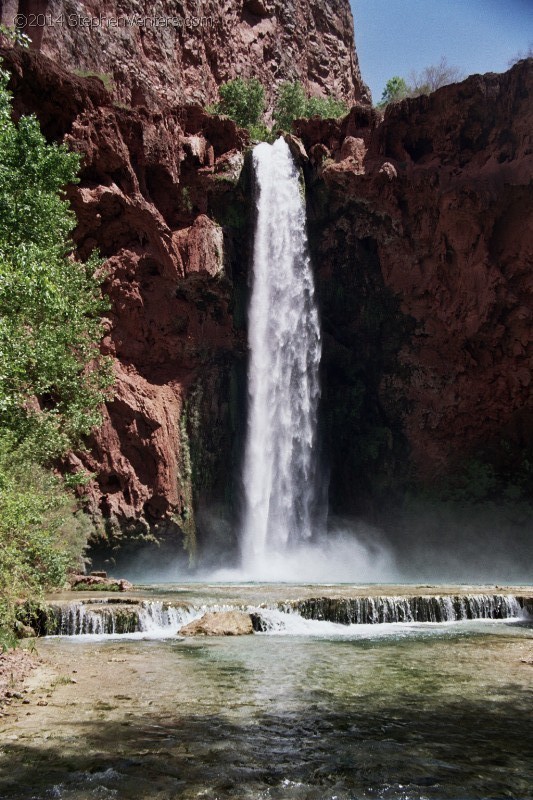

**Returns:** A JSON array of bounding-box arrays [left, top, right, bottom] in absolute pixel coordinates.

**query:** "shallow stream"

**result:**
[[1, 584, 532, 800]]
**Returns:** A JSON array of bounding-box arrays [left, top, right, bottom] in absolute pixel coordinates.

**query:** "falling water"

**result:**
[[44, 594, 529, 636], [241, 138, 322, 574]]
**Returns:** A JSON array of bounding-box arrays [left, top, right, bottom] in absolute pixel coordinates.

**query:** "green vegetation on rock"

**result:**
[[0, 437, 89, 648], [272, 81, 307, 131], [378, 58, 463, 108], [211, 77, 265, 129], [0, 63, 112, 644], [0, 66, 112, 460], [273, 82, 348, 131], [209, 78, 348, 139], [73, 69, 114, 92]]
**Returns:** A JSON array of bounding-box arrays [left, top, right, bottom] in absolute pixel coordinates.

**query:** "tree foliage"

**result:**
[[272, 81, 308, 131], [306, 95, 349, 120], [0, 23, 31, 48], [273, 81, 348, 132], [211, 78, 348, 137], [214, 77, 266, 129], [0, 435, 89, 648], [0, 63, 113, 642], [378, 58, 463, 109], [377, 76, 410, 108], [0, 64, 112, 462]]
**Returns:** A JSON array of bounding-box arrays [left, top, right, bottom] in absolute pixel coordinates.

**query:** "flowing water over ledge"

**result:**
[[41, 584, 533, 636], [1, 584, 532, 800]]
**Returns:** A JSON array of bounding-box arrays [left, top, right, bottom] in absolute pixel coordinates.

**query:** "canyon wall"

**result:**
[[1, 43, 253, 560], [1, 31, 531, 560], [296, 60, 532, 515], [1, 0, 369, 109]]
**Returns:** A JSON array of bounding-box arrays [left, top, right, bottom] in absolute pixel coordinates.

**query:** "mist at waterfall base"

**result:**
[[117, 507, 532, 585], [113, 138, 531, 587]]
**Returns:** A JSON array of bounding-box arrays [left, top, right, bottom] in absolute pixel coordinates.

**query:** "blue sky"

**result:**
[[350, 0, 533, 102]]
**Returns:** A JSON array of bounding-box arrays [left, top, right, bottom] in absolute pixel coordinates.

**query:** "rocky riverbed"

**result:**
[[0, 610, 532, 800], [0, 648, 41, 712]]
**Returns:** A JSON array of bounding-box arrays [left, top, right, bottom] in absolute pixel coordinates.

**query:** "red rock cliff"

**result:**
[[1, 0, 369, 108], [1, 42, 531, 552], [296, 59, 532, 506], [1, 44, 251, 554]]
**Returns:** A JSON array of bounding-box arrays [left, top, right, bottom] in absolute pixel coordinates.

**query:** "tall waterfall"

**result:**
[[241, 138, 322, 575]]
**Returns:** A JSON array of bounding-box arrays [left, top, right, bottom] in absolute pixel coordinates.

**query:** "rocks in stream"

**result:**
[[179, 611, 254, 636], [13, 621, 37, 639], [69, 574, 133, 592]]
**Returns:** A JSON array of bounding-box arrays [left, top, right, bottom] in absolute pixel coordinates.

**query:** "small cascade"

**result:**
[[284, 594, 525, 626], [42, 594, 528, 637], [137, 601, 194, 633], [45, 600, 197, 636]]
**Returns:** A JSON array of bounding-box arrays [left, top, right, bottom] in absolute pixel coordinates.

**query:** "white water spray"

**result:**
[[241, 138, 321, 575]]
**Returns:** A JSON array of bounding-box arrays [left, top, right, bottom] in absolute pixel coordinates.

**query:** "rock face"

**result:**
[[2, 0, 369, 108], [179, 610, 254, 635], [1, 39, 531, 559], [69, 574, 133, 591], [2, 44, 250, 556], [296, 60, 533, 511]]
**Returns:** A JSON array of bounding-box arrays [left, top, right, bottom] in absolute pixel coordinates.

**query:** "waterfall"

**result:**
[[240, 138, 322, 575]]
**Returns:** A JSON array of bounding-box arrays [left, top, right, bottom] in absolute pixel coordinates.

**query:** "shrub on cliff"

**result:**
[[377, 76, 410, 108], [272, 81, 307, 131], [305, 95, 349, 120], [408, 57, 463, 95], [273, 81, 348, 132], [212, 77, 266, 129], [0, 63, 112, 642], [378, 58, 463, 108], [508, 43, 533, 66], [0, 437, 79, 648], [209, 78, 347, 137], [0, 64, 112, 461]]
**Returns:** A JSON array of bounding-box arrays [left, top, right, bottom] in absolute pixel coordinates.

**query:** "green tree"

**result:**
[[377, 76, 409, 108], [305, 95, 348, 120], [214, 77, 265, 129], [0, 64, 112, 462], [273, 81, 307, 131], [273, 81, 348, 132], [0, 63, 113, 642]]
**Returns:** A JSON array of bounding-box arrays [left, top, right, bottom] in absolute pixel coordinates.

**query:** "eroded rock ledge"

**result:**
[[2, 43, 531, 556], [2, 45, 251, 556], [295, 61, 533, 513], [3, 0, 369, 109]]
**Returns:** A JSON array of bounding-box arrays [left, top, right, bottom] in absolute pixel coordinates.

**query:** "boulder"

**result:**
[[179, 611, 254, 636], [70, 574, 133, 592], [285, 134, 309, 165], [378, 161, 397, 180], [339, 135, 366, 169]]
